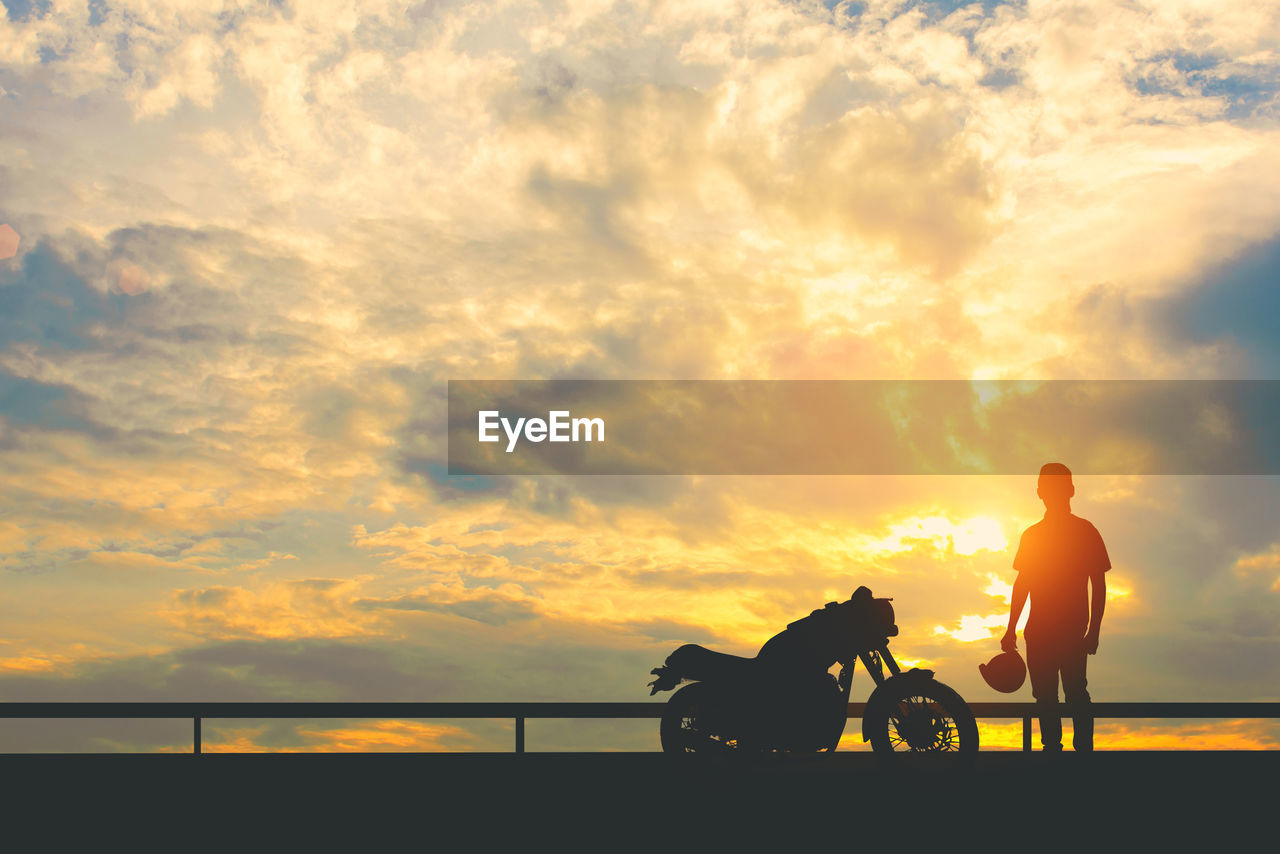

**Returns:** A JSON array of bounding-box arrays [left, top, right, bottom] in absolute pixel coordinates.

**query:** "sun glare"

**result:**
[[869, 515, 1008, 556], [983, 573, 1013, 604], [933, 613, 1006, 643]]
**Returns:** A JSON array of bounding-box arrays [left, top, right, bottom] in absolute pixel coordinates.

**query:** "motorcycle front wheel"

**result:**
[[659, 682, 742, 754], [864, 678, 978, 767]]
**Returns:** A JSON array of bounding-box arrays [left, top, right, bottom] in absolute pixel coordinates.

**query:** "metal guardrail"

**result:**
[[1, 701, 1277, 754]]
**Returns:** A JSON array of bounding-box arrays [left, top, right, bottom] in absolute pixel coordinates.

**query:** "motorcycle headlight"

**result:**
[[874, 599, 896, 635]]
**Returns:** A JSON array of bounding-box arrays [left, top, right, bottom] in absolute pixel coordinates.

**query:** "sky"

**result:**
[[1, 0, 1279, 753]]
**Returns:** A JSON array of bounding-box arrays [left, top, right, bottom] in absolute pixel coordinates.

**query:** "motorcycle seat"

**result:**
[[664, 644, 757, 683]]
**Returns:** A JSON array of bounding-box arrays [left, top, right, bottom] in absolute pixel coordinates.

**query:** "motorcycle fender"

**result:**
[[860, 668, 936, 743]]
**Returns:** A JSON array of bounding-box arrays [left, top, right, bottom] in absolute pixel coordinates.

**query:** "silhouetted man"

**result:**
[[1002, 463, 1110, 752]]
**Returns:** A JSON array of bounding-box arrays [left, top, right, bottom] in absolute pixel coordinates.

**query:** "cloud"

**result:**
[[611, 617, 724, 644], [1233, 543, 1280, 590], [1154, 235, 1280, 377], [355, 582, 544, 626], [166, 578, 379, 640], [202, 719, 481, 753]]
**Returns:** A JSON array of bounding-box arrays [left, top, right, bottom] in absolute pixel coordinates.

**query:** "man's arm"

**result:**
[[1001, 573, 1028, 652], [1084, 570, 1106, 654]]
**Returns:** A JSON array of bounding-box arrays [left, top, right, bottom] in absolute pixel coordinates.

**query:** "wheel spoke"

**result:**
[[883, 693, 959, 752]]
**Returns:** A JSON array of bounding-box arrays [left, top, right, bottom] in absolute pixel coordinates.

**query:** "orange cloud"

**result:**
[[1234, 544, 1280, 590], [163, 578, 378, 641], [196, 720, 482, 754]]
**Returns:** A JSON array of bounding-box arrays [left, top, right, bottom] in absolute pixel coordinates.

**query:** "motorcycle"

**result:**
[[647, 587, 978, 761]]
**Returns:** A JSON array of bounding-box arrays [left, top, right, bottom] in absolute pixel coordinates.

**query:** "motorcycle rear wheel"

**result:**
[[865, 678, 978, 767], [660, 682, 742, 754]]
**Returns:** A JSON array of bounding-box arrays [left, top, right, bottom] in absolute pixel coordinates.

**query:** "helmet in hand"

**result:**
[[979, 650, 1027, 693]]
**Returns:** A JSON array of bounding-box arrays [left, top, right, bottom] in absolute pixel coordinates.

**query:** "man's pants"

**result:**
[[1026, 634, 1092, 751]]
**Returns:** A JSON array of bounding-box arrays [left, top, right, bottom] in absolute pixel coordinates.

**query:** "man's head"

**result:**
[[1037, 462, 1074, 508]]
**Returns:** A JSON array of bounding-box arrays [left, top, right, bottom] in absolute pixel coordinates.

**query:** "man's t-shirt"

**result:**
[[1013, 511, 1111, 642]]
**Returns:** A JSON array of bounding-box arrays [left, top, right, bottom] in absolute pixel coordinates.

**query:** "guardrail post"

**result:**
[[194, 717, 202, 756], [1022, 716, 1032, 752], [515, 716, 525, 754]]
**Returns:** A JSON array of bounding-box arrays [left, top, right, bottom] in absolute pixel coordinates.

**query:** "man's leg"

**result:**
[[1062, 640, 1092, 751], [1025, 638, 1062, 751]]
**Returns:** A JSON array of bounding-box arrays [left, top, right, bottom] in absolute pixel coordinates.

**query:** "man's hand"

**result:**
[[1001, 628, 1018, 653], [1083, 631, 1100, 655]]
